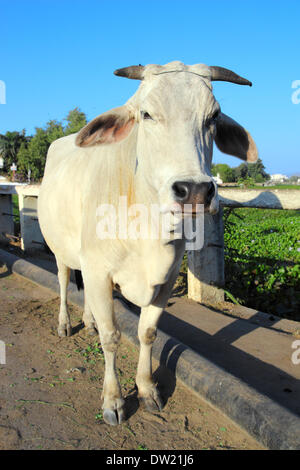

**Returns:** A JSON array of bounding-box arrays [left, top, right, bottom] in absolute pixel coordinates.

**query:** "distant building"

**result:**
[[212, 173, 223, 186], [270, 173, 288, 183], [0, 155, 3, 169]]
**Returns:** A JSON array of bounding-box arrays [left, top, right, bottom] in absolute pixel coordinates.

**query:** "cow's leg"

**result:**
[[56, 259, 71, 337], [81, 270, 124, 426], [136, 304, 164, 412], [82, 299, 98, 336], [136, 242, 185, 412]]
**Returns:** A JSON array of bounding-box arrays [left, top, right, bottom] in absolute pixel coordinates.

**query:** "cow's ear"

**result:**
[[214, 112, 258, 162], [76, 106, 135, 147]]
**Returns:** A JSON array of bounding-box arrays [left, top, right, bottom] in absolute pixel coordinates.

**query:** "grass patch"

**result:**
[[75, 342, 104, 364], [224, 184, 300, 190], [261, 185, 300, 190], [223, 208, 300, 319], [12, 194, 20, 234]]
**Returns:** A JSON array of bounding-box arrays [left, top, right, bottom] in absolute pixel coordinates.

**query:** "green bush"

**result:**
[[223, 208, 300, 319], [237, 176, 256, 188]]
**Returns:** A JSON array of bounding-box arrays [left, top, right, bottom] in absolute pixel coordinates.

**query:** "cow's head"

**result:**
[[76, 61, 258, 215]]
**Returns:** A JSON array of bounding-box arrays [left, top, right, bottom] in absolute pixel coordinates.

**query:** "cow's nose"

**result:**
[[172, 182, 191, 203], [198, 181, 215, 205], [172, 181, 215, 206]]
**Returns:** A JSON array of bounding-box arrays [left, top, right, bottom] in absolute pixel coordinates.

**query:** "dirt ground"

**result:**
[[0, 268, 263, 450]]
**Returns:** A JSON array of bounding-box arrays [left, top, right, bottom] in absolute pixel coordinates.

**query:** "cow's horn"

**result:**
[[114, 65, 145, 80], [209, 66, 252, 86]]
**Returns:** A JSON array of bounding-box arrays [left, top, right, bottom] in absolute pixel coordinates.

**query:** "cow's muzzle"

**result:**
[[172, 180, 215, 211]]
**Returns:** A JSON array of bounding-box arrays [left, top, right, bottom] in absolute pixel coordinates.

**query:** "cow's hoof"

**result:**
[[57, 325, 72, 337], [103, 397, 125, 425], [139, 390, 163, 413], [103, 407, 125, 426], [87, 325, 98, 336]]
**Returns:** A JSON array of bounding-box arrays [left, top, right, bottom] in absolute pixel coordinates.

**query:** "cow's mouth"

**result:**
[[171, 204, 210, 216]]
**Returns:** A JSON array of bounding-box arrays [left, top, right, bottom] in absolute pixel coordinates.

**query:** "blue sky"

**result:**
[[1, 0, 299, 175]]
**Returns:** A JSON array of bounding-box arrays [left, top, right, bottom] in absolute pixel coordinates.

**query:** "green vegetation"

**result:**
[[0, 108, 87, 181], [75, 342, 104, 365], [237, 176, 256, 188], [211, 163, 235, 183], [230, 183, 300, 190], [223, 208, 300, 319], [0, 130, 30, 172], [12, 194, 20, 229], [258, 184, 300, 190], [95, 411, 103, 421], [211, 158, 270, 183]]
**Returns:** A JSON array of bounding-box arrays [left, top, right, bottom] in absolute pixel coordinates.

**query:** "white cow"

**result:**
[[38, 61, 258, 425]]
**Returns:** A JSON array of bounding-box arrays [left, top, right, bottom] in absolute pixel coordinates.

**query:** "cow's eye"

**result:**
[[141, 111, 153, 120]]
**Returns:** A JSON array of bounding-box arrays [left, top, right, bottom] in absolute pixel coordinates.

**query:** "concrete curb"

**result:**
[[1, 248, 300, 450]]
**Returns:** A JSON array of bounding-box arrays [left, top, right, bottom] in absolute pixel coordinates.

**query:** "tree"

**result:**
[[16, 143, 31, 179], [17, 120, 64, 181], [0, 130, 29, 172], [64, 107, 87, 135], [233, 158, 269, 183], [211, 163, 235, 182], [47, 119, 64, 143], [17, 128, 49, 180], [233, 162, 248, 181], [13, 108, 88, 181], [247, 158, 269, 182]]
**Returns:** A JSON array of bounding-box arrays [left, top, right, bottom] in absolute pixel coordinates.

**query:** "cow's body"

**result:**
[[38, 61, 257, 425], [39, 130, 184, 307]]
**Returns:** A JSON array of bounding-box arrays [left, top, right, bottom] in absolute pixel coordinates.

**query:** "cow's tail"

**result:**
[[74, 269, 84, 291]]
